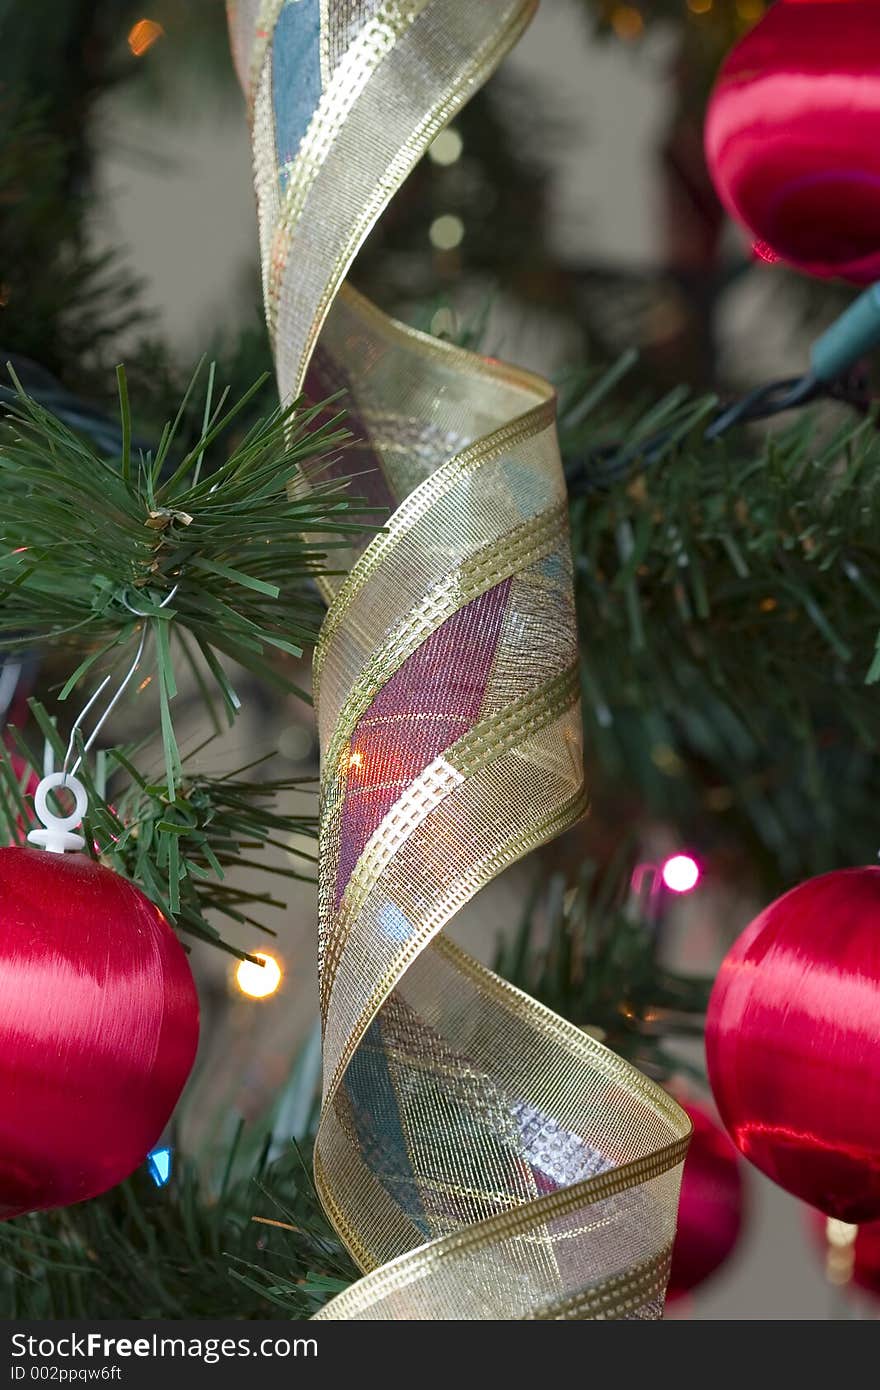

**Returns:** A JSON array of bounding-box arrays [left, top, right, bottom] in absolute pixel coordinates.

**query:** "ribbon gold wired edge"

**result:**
[[230, 0, 692, 1321]]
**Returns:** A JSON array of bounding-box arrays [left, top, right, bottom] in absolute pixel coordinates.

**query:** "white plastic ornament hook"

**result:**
[[27, 772, 88, 854]]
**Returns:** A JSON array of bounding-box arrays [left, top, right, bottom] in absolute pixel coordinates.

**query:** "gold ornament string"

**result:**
[[227, 0, 691, 1320]]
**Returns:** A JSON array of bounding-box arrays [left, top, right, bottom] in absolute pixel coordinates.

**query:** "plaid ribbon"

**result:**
[[227, 0, 690, 1320]]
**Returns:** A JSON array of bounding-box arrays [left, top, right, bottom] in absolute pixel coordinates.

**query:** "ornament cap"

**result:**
[[27, 772, 88, 854]]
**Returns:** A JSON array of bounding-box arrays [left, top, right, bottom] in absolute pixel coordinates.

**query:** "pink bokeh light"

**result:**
[[662, 854, 701, 894]]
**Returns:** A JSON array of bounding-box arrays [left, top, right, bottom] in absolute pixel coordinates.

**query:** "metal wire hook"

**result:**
[[0, 659, 22, 725], [59, 582, 180, 780], [119, 581, 180, 620]]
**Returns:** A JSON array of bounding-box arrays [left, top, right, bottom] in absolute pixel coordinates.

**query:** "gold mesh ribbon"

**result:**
[[227, 0, 691, 1320]]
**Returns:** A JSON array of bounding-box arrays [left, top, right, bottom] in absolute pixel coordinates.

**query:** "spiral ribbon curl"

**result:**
[[228, 0, 690, 1320]]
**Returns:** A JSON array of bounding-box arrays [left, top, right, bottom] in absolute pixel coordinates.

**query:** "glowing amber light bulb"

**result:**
[[610, 5, 644, 40], [235, 951, 282, 999], [128, 19, 164, 56]]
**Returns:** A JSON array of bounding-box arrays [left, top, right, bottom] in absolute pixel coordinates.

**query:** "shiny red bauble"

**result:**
[[0, 847, 199, 1217], [667, 1100, 746, 1302], [706, 867, 880, 1222], [705, 0, 880, 283]]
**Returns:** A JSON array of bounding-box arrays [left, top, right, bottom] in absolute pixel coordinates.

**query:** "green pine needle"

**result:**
[[0, 364, 379, 797], [0, 1136, 356, 1320], [559, 360, 880, 880]]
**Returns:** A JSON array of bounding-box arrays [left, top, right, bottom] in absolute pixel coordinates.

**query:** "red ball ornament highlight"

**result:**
[[706, 867, 880, 1223], [667, 1100, 746, 1303], [705, 0, 880, 284], [0, 846, 199, 1218]]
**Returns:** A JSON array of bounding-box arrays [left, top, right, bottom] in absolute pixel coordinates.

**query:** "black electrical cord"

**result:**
[[564, 365, 876, 497], [0, 353, 151, 459]]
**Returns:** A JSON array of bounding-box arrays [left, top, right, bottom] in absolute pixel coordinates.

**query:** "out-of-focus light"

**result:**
[[147, 1146, 172, 1187], [128, 19, 164, 57], [610, 5, 644, 40], [430, 306, 456, 338], [429, 214, 465, 251], [651, 743, 684, 776], [235, 951, 283, 999], [687, 0, 712, 14], [429, 128, 464, 166], [705, 785, 734, 812], [736, 0, 765, 22], [661, 854, 701, 894], [827, 1218, 858, 1249], [752, 240, 780, 265], [348, 749, 364, 771], [278, 722, 312, 762], [825, 1217, 857, 1285]]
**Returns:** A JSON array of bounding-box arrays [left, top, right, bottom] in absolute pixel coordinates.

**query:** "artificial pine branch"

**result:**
[[0, 364, 377, 957], [496, 850, 712, 1082], [0, 364, 378, 798], [0, 1136, 356, 1319], [559, 361, 880, 879]]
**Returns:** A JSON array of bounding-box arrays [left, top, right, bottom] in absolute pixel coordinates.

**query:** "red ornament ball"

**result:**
[[667, 1100, 746, 1303], [706, 867, 880, 1223], [0, 847, 199, 1218], [705, 0, 880, 283]]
